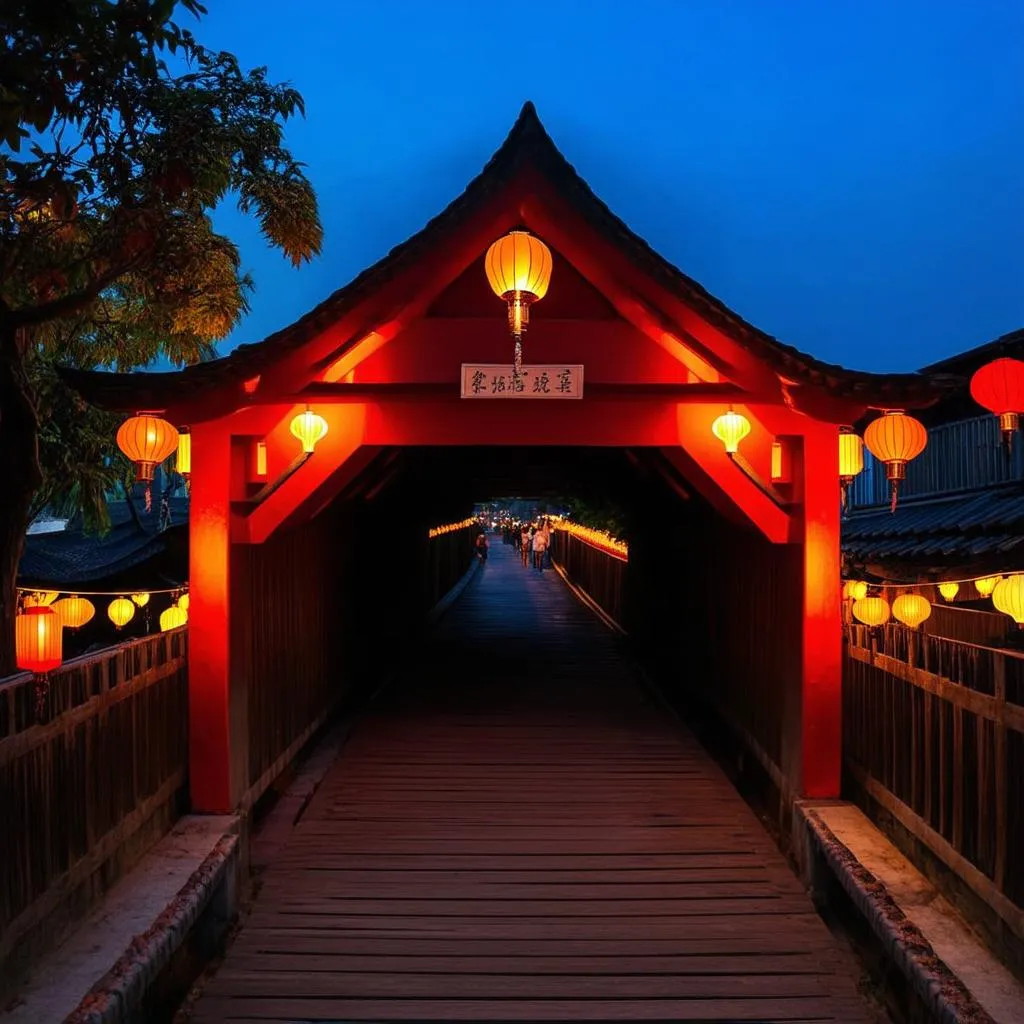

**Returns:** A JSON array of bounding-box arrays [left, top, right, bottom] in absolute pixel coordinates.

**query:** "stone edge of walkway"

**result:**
[[795, 803, 995, 1024], [62, 831, 240, 1024]]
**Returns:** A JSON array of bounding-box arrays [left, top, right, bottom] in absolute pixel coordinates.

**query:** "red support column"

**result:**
[[798, 424, 842, 797], [188, 422, 236, 812]]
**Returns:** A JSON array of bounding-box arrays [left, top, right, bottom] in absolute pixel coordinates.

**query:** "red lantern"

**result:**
[[970, 357, 1024, 452], [16, 606, 63, 674], [863, 410, 927, 511]]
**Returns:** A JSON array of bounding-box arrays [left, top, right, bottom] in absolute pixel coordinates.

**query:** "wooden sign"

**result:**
[[461, 364, 584, 399]]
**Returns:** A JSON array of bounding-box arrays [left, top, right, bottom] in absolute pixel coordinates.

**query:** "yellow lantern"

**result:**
[[53, 595, 95, 630], [16, 607, 63, 674], [852, 596, 890, 627], [863, 410, 927, 511], [485, 230, 553, 334], [975, 575, 1002, 597], [176, 429, 191, 486], [843, 581, 868, 601], [107, 597, 135, 629], [290, 408, 328, 454], [177, 592, 190, 611], [131, 592, 150, 607], [711, 409, 751, 454], [160, 606, 188, 632], [993, 576, 1024, 625], [838, 428, 864, 508], [892, 593, 931, 629], [938, 582, 959, 601]]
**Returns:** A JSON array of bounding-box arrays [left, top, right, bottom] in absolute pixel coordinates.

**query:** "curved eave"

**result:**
[[61, 101, 961, 417]]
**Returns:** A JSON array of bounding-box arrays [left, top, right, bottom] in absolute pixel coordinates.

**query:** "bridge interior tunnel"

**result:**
[[227, 443, 807, 812]]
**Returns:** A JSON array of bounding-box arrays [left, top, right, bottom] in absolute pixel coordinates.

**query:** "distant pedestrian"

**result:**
[[532, 526, 548, 572], [520, 525, 531, 566], [475, 531, 489, 563]]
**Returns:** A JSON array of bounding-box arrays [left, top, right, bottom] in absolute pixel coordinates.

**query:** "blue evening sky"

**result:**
[[197, 0, 1023, 372]]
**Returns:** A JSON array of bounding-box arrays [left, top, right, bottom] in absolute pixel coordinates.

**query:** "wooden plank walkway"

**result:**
[[193, 542, 871, 1022]]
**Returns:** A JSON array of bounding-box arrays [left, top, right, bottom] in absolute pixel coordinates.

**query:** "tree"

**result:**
[[0, 0, 323, 672]]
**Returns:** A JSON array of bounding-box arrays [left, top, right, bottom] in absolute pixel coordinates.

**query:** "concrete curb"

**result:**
[[63, 833, 239, 1024], [797, 806, 994, 1024]]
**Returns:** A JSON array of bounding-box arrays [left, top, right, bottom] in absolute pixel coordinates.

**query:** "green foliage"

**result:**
[[0, 0, 323, 530]]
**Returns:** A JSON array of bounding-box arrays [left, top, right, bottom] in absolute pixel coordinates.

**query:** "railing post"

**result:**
[[994, 651, 1007, 893]]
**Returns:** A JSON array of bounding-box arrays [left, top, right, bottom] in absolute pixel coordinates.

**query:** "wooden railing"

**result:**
[[843, 623, 1024, 944], [0, 630, 188, 983], [550, 530, 627, 628], [426, 524, 479, 609]]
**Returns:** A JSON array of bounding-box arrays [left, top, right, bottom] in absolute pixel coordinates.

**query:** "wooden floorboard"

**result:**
[[193, 543, 870, 1022]]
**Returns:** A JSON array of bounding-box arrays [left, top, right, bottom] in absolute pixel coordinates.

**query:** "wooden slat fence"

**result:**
[[0, 629, 188, 984], [549, 530, 626, 627], [843, 623, 1024, 945]]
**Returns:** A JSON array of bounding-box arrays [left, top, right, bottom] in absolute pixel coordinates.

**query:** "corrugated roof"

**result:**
[[842, 486, 1024, 563]]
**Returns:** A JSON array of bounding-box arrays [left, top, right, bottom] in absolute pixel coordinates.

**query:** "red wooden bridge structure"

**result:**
[[54, 104, 963, 1020]]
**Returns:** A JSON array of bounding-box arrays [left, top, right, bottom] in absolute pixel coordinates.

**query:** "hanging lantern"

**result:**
[[938, 582, 959, 601], [107, 597, 135, 629], [131, 592, 150, 607], [16, 606, 63, 674], [969, 357, 1024, 452], [53, 595, 95, 630], [176, 429, 191, 489], [22, 590, 58, 608], [711, 409, 751, 454], [116, 413, 179, 512], [838, 428, 864, 509], [177, 592, 190, 611], [160, 605, 188, 632], [893, 593, 932, 629], [863, 410, 927, 511], [290, 407, 329, 454], [254, 440, 268, 479], [484, 230, 553, 378], [993, 575, 1024, 625], [852, 596, 890, 627], [975, 575, 1002, 597], [843, 581, 868, 601]]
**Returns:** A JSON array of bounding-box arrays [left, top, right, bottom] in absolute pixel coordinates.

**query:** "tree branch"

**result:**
[[8, 260, 138, 328]]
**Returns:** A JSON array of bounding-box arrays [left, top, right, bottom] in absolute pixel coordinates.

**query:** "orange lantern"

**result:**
[[838, 428, 864, 509], [160, 605, 188, 632], [290, 408, 328, 454], [892, 593, 931, 629], [863, 410, 927, 511], [116, 413, 179, 511], [107, 597, 135, 628], [970, 357, 1024, 451], [852, 596, 890, 627], [485, 230, 553, 376], [938, 582, 959, 601], [711, 409, 751, 454], [16, 606, 62, 674], [53, 595, 95, 630]]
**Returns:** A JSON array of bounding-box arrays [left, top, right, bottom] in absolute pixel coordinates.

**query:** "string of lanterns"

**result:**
[[552, 520, 629, 561], [14, 587, 191, 681], [427, 517, 479, 539], [844, 572, 1024, 629]]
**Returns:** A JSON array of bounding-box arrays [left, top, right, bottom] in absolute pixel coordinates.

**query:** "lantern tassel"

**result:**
[[34, 674, 49, 723], [144, 482, 152, 513], [513, 336, 523, 381], [890, 481, 898, 513]]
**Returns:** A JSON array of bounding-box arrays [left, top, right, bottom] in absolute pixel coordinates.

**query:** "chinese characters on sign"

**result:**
[[461, 364, 584, 399]]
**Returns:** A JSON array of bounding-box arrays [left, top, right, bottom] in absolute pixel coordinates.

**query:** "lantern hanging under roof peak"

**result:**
[[485, 230, 553, 379], [863, 410, 927, 512], [711, 408, 751, 454]]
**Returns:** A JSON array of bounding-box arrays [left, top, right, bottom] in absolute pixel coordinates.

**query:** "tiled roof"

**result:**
[[61, 103, 956, 417], [842, 486, 1024, 567], [19, 498, 189, 587]]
